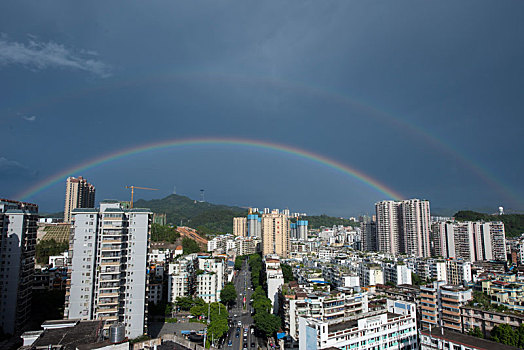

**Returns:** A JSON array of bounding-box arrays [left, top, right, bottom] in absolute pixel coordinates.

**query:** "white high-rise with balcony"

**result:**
[[64, 201, 151, 339]]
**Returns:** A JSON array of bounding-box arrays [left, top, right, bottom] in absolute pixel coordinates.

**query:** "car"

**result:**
[[251, 343, 255, 348], [238, 321, 242, 326], [243, 343, 248, 348], [228, 341, 233, 347], [233, 314, 237, 317], [235, 333, 240, 338], [236, 327, 241, 332]]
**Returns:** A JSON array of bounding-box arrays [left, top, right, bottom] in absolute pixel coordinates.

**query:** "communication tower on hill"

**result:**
[[200, 189, 205, 202]]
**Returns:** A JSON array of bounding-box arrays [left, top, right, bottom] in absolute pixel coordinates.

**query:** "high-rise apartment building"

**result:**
[[361, 221, 377, 251], [375, 200, 401, 254], [401, 199, 431, 257], [261, 210, 290, 258], [233, 217, 247, 237], [64, 176, 95, 223], [64, 201, 151, 339], [432, 221, 506, 262], [375, 199, 431, 257], [0, 199, 38, 335]]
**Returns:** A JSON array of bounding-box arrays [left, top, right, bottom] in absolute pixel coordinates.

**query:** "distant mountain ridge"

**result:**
[[134, 194, 246, 234]]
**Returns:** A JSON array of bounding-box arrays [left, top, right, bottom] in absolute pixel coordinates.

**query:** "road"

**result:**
[[225, 259, 265, 350]]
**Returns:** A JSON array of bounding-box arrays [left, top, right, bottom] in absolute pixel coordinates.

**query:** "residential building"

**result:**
[[196, 256, 225, 303], [420, 327, 520, 350], [282, 285, 368, 341], [261, 211, 290, 258], [167, 255, 196, 302], [0, 199, 38, 335], [361, 221, 377, 252], [480, 279, 524, 313], [446, 259, 472, 286], [298, 300, 418, 350], [420, 281, 472, 331], [401, 199, 431, 257], [375, 200, 401, 255], [359, 263, 384, 287], [247, 211, 261, 238], [461, 306, 524, 338], [375, 199, 431, 257], [432, 221, 507, 262], [265, 255, 284, 312], [233, 217, 247, 237], [63, 176, 95, 223], [383, 262, 412, 285], [64, 201, 152, 339]]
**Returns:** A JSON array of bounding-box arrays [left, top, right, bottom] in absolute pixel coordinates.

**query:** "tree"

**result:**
[[182, 237, 202, 254], [411, 273, 423, 286], [517, 323, 524, 348], [491, 324, 518, 347], [235, 255, 246, 270], [35, 239, 68, 265], [220, 283, 237, 307], [254, 312, 281, 337], [151, 223, 180, 243], [468, 327, 483, 338], [281, 264, 295, 283]]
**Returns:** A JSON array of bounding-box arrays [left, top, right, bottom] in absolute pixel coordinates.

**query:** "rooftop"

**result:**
[[421, 327, 520, 350], [32, 320, 102, 350]]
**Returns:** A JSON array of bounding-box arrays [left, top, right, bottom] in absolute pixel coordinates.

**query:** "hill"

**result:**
[[134, 194, 246, 234], [454, 210, 524, 237], [297, 215, 358, 229]]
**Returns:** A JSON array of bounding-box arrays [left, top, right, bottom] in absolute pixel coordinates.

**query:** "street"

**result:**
[[225, 259, 265, 350]]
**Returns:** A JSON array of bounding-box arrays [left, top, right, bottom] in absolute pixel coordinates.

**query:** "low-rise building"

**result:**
[[420, 327, 519, 350], [461, 306, 524, 338], [298, 300, 417, 350]]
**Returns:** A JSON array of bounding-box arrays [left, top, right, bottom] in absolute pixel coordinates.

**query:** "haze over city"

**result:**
[[1, 1, 523, 215]]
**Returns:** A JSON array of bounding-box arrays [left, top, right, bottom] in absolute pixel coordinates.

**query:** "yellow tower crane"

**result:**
[[125, 186, 158, 208]]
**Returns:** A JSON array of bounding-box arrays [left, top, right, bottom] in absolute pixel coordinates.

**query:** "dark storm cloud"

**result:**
[[0, 1, 523, 214]]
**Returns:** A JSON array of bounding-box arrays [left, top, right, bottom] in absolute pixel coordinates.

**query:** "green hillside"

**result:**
[[134, 194, 246, 234], [295, 215, 358, 229], [454, 211, 524, 237]]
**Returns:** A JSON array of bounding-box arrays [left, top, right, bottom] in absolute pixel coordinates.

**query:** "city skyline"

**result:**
[[1, 1, 523, 216]]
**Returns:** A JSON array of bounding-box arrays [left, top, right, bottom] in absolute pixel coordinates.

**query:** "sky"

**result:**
[[1, 1, 523, 217]]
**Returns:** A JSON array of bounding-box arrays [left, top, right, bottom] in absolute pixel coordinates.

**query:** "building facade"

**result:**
[[261, 211, 290, 258], [64, 201, 151, 339], [0, 199, 38, 335], [63, 176, 95, 223], [298, 300, 418, 350]]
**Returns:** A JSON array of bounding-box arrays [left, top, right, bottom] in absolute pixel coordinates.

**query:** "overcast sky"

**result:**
[[1, 1, 523, 216]]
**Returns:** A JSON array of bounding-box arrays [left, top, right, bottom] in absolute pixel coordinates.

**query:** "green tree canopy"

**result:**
[[182, 237, 202, 255], [220, 283, 237, 307], [281, 263, 295, 283], [35, 239, 68, 264], [151, 223, 180, 243], [468, 327, 483, 338], [253, 312, 281, 337], [491, 324, 518, 347]]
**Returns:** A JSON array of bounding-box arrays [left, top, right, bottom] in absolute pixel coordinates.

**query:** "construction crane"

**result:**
[[125, 186, 158, 208]]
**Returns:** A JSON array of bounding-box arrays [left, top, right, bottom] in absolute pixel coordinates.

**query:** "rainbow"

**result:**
[[16, 138, 403, 201], [7, 71, 521, 206]]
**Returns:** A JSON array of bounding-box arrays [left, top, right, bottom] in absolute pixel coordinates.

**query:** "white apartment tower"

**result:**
[[0, 199, 38, 335], [65, 201, 151, 339], [64, 176, 96, 223]]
